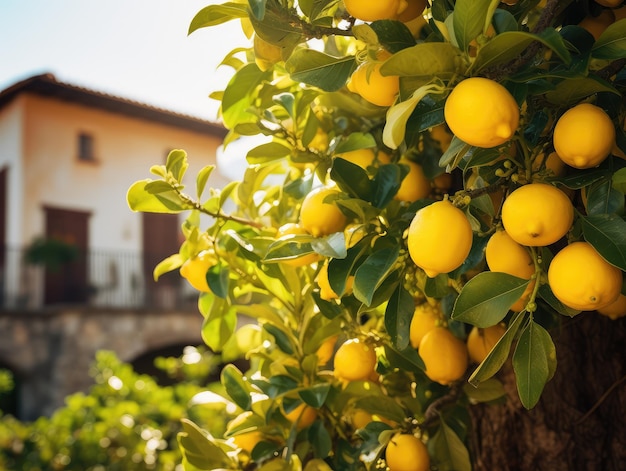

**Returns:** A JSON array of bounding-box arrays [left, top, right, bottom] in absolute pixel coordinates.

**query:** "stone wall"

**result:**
[[0, 308, 203, 420]]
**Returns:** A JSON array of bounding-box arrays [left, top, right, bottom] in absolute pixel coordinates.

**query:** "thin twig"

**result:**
[[575, 373, 626, 425]]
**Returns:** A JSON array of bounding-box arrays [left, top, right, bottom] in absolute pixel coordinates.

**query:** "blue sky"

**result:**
[[0, 0, 245, 121]]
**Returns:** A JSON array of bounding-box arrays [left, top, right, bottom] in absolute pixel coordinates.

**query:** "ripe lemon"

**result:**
[[418, 327, 469, 385], [350, 408, 374, 429], [395, 0, 427, 22], [467, 324, 506, 364], [444, 77, 519, 148], [336, 148, 390, 170], [532, 151, 566, 177], [597, 294, 626, 320], [316, 335, 337, 365], [407, 200, 473, 278], [385, 433, 430, 471], [430, 124, 453, 152], [276, 223, 320, 267], [179, 250, 214, 292], [299, 186, 348, 237], [347, 61, 400, 107], [284, 403, 317, 430], [316, 261, 354, 301], [485, 229, 536, 311], [548, 241, 622, 311], [553, 103, 615, 169], [344, 0, 408, 21], [409, 301, 443, 348], [395, 158, 432, 202], [334, 338, 377, 381], [501, 183, 574, 247]]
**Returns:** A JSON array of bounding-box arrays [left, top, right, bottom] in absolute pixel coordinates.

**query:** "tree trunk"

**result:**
[[469, 313, 626, 471]]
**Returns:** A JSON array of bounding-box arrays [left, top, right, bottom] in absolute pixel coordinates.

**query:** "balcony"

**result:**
[[0, 246, 197, 311]]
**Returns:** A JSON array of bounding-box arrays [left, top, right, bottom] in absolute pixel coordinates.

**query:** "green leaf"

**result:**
[[370, 20, 416, 53], [468, 309, 526, 385], [196, 165, 215, 199], [372, 163, 407, 208], [612, 167, 626, 194], [188, 3, 249, 34], [247, 142, 292, 164], [451, 272, 529, 327], [221, 364, 252, 410], [330, 158, 373, 200], [308, 422, 332, 460], [334, 132, 377, 154], [545, 76, 620, 106], [299, 383, 330, 408], [178, 419, 233, 470], [585, 179, 624, 216], [353, 395, 407, 424], [207, 264, 230, 299], [452, 0, 494, 53], [463, 378, 506, 404], [152, 253, 183, 281], [264, 323, 296, 355], [472, 29, 570, 73], [581, 214, 626, 271], [165, 149, 188, 182], [380, 42, 461, 78], [384, 344, 425, 374], [538, 284, 581, 318], [513, 320, 556, 409], [199, 294, 237, 351], [353, 246, 400, 306], [127, 179, 187, 213], [286, 50, 356, 92], [428, 419, 472, 471], [384, 284, 414, 350], [248, 0, 266, 20], [221, 64, 270, 129], [592, 19, 626, 59]]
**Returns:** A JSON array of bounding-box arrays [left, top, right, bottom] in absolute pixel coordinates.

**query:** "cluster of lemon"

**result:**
[[408, 76, 624, 318]]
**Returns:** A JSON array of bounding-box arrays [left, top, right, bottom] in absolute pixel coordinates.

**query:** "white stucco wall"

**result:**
[[20, 93, 229, 253]]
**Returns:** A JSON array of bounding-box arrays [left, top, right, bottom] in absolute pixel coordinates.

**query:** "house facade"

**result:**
[[0, 73, 229, 310]]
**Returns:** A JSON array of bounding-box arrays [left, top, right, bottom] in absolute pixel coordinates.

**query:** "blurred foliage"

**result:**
[[0, 349, 236, 471]]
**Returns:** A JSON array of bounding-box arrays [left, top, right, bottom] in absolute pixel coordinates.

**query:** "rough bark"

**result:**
[[469, 313, 626, 471]]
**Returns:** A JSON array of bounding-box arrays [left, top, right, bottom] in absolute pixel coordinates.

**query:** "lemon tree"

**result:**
[[127, 0, 626, 469]]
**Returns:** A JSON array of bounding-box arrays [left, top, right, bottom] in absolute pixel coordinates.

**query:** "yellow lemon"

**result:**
[[467, 324, 506, 364], [284, 403, 317, 430], [485, 229, 536, 311], [347, 61, 400, 107], [395, 158, 432, 202], [407, 200, 473, 278], [344, 0, 408, 21], [334, 338, 377, 382], [553, 103, 615, 169], [395, 0, 427, 22], [444, 77, 520, 148], [385, 433, 430, 471], [532, 151, 566, 177], [336, 148, 390, 170], [179, 250, 215, 292], [409, 301, 443, 348], [501, 183, 574, 247], [548, 241, 622, 311], [228, 411, 263, 453], [299, 186, 348, 237], [316, 335, 337, 365], [597, 294, 626, 320], [276, 223, 320, 267], [419, 327, 469, 385]]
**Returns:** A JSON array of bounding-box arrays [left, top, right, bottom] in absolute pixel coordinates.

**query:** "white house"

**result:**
[[0, 73, 229, 309]]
